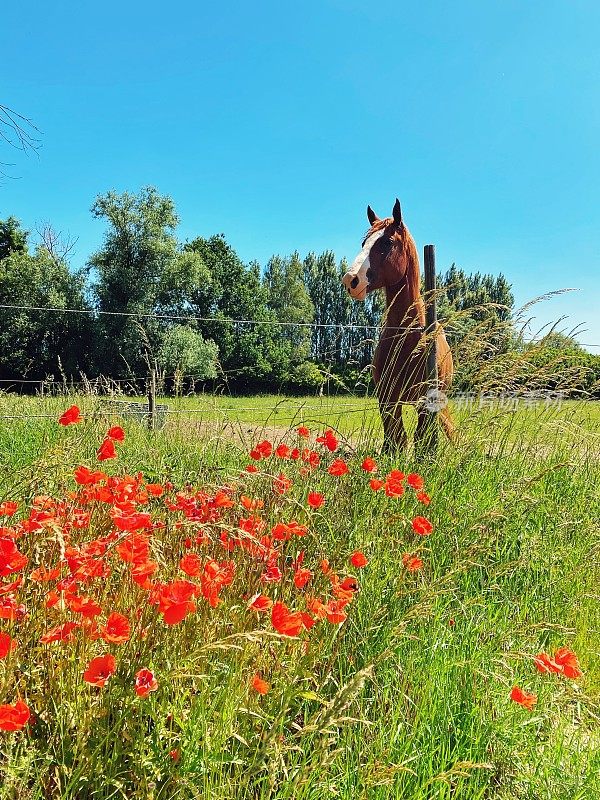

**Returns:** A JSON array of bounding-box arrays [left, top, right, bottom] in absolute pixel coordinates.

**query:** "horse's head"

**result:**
[[342, 199, 417, 300]]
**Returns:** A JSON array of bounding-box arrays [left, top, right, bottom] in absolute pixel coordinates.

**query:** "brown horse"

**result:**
[[341, 199, 455, 451]]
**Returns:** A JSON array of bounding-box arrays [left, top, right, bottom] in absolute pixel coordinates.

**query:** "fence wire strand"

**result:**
[[1, 302, 598, 347]]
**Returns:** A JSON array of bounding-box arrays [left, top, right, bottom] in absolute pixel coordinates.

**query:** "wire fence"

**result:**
[[2, 301, 599, 346], [1, 302, 598, 424]]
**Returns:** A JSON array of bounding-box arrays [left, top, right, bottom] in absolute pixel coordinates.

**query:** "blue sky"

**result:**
[[2, 0, 599, 349]]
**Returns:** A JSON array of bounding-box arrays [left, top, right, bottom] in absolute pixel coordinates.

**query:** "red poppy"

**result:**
[[107, 425, 125, 442], [361, 457, 377, 473], [273, 520, 307, 540], [40, 622, 79, 644], [240, 494, 264, 511], [416, 491, 431, 505], [369, 478, 384, 491], [135, 668, 158, 697], [273, 473, 292, 495], [297, 426, 310, 438], [326, 599, 348, 624], [180, 553, 202, 577], [169, 748, 180, 762], [249, 440, 273, 460], [553, 647, 583, 679], [0, 699, 30, 731], [510, 686, 537, 710], [0, 597, 26, 620], [0, 501, 18, 517], [116, 533, 150, 562], [130, 559, 158, 587], [247, 593, 273, 612], [316, 429, 338, 452], [97, 438, 117, 461], [251, 674, 270, 694], [112, 510, 152, 531], [145, 483, 164, 496], [271, 601, 305, 637], [0, 538, 28, 577], [385, 480, 405, 498], [328, 459, 349, 477], [339, 576, 359, 593], [158, 580, 198, 625], [275, 443, 291, 458], [67, 594, 103, 618], [412, 516, 433, 536], [407, 473, 424, 490], [350, 551, 368, 568], [260, 560, 282, 583], [301, 449, 320, 468], [213, 489, 235, 508], [533, 652, 561, 675], [83, 654, 117, 687], [245, 464, 259, 473], [294, 567, 313, 589], [101, 612, 131, 644], [307, 492, 325, 509], [306, 596, 328, 619], [0, 631, 17, 658], [0, 577, 22, 596], [402, 553, 424, 572], [59, 405, 83, 425]]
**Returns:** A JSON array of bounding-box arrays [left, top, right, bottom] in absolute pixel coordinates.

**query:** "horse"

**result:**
[[341, 199, 455, 452]]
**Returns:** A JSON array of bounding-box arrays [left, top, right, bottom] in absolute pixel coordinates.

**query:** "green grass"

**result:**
[[0, 392, 598, 799]]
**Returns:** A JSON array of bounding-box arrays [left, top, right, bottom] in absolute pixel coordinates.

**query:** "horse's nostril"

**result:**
[[350, 276, 359, 289]]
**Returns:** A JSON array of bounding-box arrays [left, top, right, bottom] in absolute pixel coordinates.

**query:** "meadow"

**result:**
[[0, 391, 598, 799]]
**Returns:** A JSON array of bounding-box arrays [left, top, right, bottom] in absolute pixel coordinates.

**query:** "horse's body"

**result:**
[[342, 200, 454, 450]]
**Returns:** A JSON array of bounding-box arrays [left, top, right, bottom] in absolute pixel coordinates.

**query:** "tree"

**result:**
[[0, 231, 91, 381], [436, 265, 516, 389], [157, 325, 218, 379], [303, 252, 383, 387], [303, 250, 343, 367], [0, 217, 28, 260], [184, 235, 277, 390], [263, 252, 317, 388], [88, 186, 210, 378], [438, 265, 514, 328]]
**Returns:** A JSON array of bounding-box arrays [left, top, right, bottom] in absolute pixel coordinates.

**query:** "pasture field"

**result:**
[[0, 392, 598, 800]]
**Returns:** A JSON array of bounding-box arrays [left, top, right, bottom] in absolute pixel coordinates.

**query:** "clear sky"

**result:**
[[2, 1, 599, 349]]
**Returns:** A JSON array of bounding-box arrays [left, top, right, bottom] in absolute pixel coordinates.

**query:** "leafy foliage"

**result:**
[[0, 238, 91, 381], [157, 325, 218, 379], [1, 192, 599, 395]]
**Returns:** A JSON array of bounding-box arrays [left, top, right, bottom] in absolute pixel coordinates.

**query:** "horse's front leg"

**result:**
[[379, 400, 407, 454], [414, 405, 456, 452]]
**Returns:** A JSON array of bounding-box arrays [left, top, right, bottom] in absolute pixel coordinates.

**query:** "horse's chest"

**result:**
[[373, 337, 426, 400]]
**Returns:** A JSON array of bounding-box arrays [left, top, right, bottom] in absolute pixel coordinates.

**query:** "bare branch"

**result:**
[[36, 222, 78, 266], [0, 104, 41, 180], [0, 104, 41, 153]]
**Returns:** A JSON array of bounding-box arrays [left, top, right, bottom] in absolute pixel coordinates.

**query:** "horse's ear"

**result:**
[[367, 205, 379, 225], [392, 198, 403, 226]]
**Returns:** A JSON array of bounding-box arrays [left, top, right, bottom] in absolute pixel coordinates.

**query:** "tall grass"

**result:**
[[0, 389, 598, 799]]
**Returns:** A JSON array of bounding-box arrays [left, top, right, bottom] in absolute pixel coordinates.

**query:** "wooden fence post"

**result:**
[[423, 244, 439, 450]]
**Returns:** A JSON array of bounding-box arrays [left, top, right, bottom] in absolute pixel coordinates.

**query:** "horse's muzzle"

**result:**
[[341, 271, 368, 300]]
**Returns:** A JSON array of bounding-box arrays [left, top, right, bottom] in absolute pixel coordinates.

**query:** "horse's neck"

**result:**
[[384, 270, 425, 330]]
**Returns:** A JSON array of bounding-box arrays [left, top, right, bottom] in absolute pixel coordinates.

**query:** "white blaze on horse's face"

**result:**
[[342, 230, 385, 301]]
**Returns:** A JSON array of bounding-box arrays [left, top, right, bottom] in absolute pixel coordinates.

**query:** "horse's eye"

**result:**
[[381, 238, 393, 251]]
